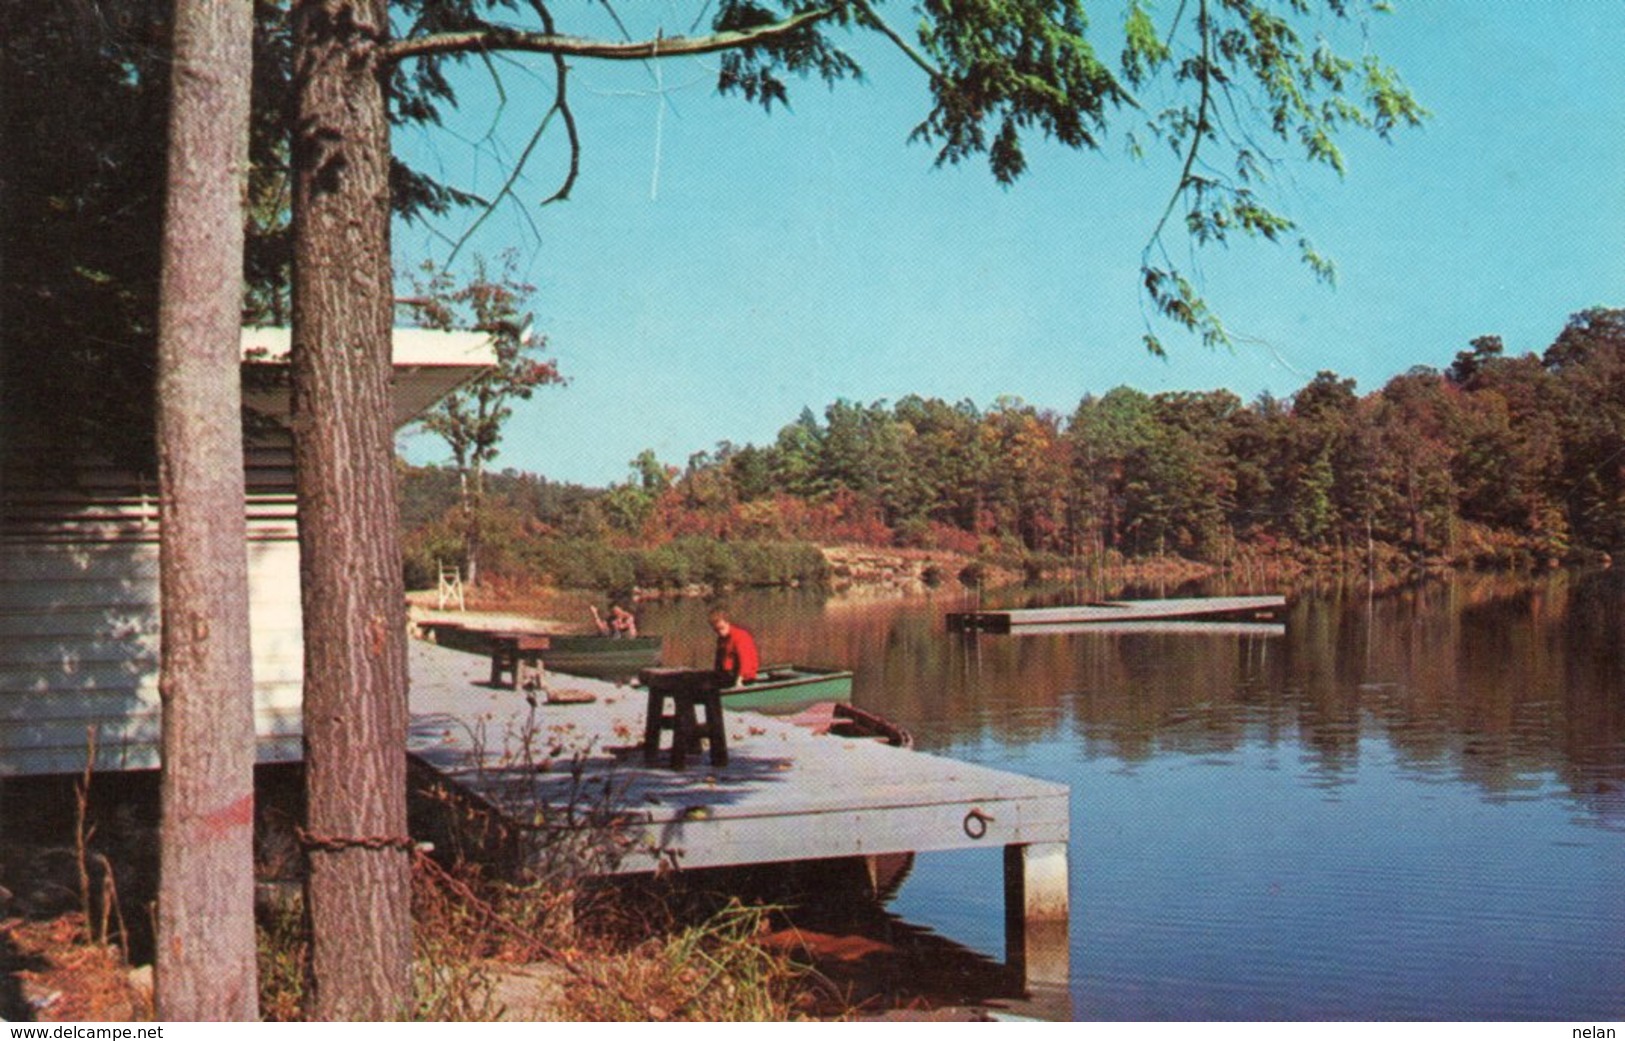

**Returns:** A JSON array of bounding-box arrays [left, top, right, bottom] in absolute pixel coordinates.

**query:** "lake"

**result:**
[[634, 570, 1625, 1020]]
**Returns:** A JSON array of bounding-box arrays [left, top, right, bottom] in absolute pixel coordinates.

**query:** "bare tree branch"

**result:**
[[850, 0, 940, 81], [534, 3, 580, 206], [384, 5, 843, 65]]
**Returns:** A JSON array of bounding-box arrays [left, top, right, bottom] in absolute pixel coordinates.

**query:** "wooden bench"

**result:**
[[638, 667, 731, 769], [488, 631, 550, 689]]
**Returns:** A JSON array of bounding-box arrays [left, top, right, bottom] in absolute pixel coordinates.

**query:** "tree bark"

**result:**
[[154, 0, 259, 1020], [290, 0, 413, 1019]]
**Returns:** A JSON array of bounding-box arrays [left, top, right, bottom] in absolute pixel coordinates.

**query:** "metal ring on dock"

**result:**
[[963, 808, 994, 839]]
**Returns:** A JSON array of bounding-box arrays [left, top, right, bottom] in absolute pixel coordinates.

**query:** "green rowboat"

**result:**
[[533, 634, 663, 679], [721, 664, 855, 714], [420, 622, 662, 681]]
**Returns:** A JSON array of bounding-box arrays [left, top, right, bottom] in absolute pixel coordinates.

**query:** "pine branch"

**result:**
[[384, 6, 843, 65]]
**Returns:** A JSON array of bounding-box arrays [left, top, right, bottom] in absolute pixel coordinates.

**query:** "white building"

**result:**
[[0, 328, 492, 776]]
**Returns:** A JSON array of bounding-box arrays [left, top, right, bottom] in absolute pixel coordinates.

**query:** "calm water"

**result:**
[[633, 572, 1625, 1020]]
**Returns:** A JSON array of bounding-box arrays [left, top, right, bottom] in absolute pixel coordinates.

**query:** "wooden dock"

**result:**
[[946, 595, 1287, 633], [405, 639, 1072, 985]]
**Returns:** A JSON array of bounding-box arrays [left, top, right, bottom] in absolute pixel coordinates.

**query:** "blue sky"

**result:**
[[392, 4, 1625, 488]]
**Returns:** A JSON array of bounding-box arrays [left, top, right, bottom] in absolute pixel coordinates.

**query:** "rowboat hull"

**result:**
[[419, 622, 662, 680], [536, 634, 663, 678], [722, 665, 855, 714]]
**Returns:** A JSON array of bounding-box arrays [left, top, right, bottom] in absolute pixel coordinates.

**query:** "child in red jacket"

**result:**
[[708, 607, 759, 684]]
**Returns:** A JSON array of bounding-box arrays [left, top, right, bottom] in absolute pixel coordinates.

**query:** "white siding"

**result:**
[[0, 445, 305, 776], [2, 328, 492, 777]]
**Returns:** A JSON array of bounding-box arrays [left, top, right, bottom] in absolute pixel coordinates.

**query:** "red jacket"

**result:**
[[714, 625, 759, 683]]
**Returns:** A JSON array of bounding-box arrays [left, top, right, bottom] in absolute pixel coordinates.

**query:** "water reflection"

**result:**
[[630, 572, 1625, 1018]]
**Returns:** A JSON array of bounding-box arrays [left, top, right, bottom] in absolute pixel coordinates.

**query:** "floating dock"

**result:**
[[1005, 620, 1286, 638], [946, 595, 1287, 634], [405, 639, 1072, 985]]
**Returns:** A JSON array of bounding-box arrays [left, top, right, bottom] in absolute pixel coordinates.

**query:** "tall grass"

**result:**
[[547, 900, 814, 1022]]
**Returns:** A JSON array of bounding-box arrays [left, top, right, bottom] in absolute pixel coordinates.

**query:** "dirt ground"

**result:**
[[1, 916, 152, 1021]]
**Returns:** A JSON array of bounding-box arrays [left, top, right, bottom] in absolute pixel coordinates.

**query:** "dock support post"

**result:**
[[1004, 842, 1069, 987]]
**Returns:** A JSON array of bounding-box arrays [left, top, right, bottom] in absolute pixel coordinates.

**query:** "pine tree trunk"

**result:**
[[290, 0, 413, 1019], [154, 0, 259, 1020]]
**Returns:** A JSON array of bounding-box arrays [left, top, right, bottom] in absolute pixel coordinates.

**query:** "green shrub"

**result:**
[[520, 537, 828, 593], [634, 544, 694, 589]]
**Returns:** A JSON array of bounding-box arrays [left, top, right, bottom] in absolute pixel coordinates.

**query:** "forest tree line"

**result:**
[[404, 307, 1625, 589]]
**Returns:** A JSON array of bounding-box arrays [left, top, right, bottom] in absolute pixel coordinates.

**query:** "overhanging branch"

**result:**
[[851, 0, 940, 81], [384, 6, 844, 65]]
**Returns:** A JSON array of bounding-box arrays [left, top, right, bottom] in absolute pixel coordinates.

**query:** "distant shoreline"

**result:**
[[410, 540, 1601, 623]]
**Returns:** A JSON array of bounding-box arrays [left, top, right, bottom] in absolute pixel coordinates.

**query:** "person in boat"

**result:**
[[590, 601, 638, 638], [708, 606, 759, 686]]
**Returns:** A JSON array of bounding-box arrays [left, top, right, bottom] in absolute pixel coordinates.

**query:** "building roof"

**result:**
[[240, 327, 496, 429]]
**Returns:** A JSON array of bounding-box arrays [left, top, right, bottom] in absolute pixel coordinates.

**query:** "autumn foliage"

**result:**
[[404, 308, 1625, 591]]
